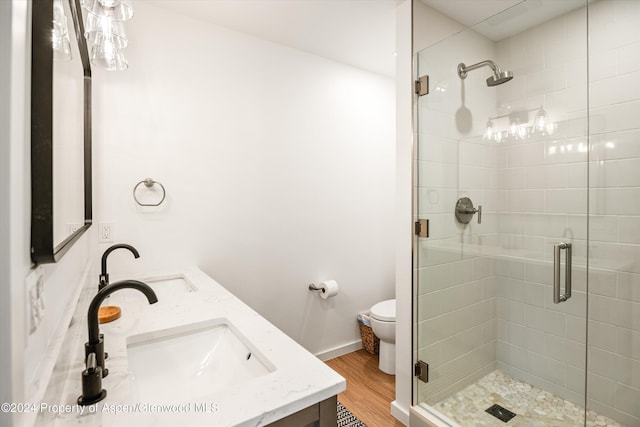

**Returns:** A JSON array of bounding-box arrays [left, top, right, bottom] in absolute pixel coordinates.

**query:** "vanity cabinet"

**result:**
[[268, 396, 337, 427]]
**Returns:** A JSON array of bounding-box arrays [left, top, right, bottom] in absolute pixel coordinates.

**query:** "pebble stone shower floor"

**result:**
[[431, 370, 622, 427]]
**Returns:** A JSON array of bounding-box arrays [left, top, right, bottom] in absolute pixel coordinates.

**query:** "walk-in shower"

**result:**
[[457, 59, 513, 86], [413, 0, 640, 426]]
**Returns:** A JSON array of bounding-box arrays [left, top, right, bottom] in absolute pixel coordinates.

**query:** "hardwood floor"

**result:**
[[325, 350, 405, 427]]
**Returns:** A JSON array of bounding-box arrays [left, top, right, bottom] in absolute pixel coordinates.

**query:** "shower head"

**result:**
[[486, 70, 514, 86], [457, 60, 513, 87]]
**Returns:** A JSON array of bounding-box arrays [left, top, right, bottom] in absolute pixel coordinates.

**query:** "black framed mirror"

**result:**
[[31, 0, 92, 264]]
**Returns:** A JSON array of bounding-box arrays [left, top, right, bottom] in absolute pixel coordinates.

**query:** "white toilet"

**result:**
[[369, 299, 396, 375]]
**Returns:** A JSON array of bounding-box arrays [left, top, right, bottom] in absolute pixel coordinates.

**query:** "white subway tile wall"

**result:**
[[416, 0, 639, 425]]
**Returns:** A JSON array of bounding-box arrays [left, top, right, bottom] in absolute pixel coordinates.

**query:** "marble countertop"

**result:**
[[35, 269, 345, 427]]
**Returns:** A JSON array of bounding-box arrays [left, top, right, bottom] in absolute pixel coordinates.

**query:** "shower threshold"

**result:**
[[431, 370, 620, 427]]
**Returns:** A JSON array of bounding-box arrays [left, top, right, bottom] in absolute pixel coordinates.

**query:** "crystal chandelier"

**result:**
[[81, 0, 134, 71], [52, 0, 73, 61]]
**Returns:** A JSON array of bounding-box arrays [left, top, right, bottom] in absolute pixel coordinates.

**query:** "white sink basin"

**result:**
[[119, 275, 197, 305], [126, 319, 274, 403], [145, 275, 197, 295]]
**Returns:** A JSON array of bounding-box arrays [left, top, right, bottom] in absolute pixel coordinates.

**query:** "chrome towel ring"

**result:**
[[133, 178, 166, 207]]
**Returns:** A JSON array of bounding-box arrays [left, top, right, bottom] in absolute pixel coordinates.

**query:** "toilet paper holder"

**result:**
[[308, 280, 339, 299], [308, 283, 323, 292]]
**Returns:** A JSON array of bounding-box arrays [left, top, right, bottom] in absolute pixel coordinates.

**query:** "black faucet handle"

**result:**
[[98, 274, 109, 290], [86, 352, 97, 372], [77, 352, 107, 406], [85, 334, 108, 378]]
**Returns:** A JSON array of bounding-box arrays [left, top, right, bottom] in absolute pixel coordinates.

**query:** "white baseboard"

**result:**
[[391, 400, 410, 425], [314, 339, 363, 361]]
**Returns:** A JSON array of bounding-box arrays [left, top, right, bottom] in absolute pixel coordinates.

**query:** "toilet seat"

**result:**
[[370, 299, 395, 322]]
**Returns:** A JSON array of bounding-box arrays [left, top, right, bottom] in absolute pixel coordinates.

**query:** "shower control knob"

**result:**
[[455, 197, 482, 224]]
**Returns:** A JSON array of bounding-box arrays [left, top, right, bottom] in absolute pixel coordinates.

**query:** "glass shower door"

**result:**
[[413, 1, 593, 425], [586, 0, 640, 425]]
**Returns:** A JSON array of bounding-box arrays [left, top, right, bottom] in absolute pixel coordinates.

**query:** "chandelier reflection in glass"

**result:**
[[81, 0, 134, 71], [483, 106, 557, 143], [52, 0, 73, 61]]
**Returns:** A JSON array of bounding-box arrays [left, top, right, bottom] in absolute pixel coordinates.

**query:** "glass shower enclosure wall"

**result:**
[[413, 1, 640, 426]]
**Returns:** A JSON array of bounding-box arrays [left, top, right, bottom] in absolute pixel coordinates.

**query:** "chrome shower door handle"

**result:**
[[553, 242, 572, 304]]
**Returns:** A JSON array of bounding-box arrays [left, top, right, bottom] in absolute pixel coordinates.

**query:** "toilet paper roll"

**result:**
[[319, 280, 339, 299]]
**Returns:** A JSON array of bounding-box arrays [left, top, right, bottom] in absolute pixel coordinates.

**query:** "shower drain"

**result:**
[[485, 404, 516, 423]]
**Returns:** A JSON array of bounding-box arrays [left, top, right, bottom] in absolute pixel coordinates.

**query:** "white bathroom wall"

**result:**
[[1, 2, 94, 427], [393, 1, 412, 423], [586, 0, 640, 424], [414, 10, 499, 404], [93, 2, 396, 357]]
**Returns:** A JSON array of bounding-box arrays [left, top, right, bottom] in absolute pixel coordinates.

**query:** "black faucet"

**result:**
[[78, 280, 158, 406], [99, 244, 140, 290]]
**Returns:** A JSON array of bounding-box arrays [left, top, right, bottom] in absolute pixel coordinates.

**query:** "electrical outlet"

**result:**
[[100, 222, 113, 242]]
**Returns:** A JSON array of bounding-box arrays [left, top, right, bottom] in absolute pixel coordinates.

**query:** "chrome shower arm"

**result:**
[[457, 60, 500, 79], [457, 59, 513, 86]]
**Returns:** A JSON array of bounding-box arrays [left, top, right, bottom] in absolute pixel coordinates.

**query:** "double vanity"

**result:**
[[36, 269, 345, 426], [29, 0, 345, 423]]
